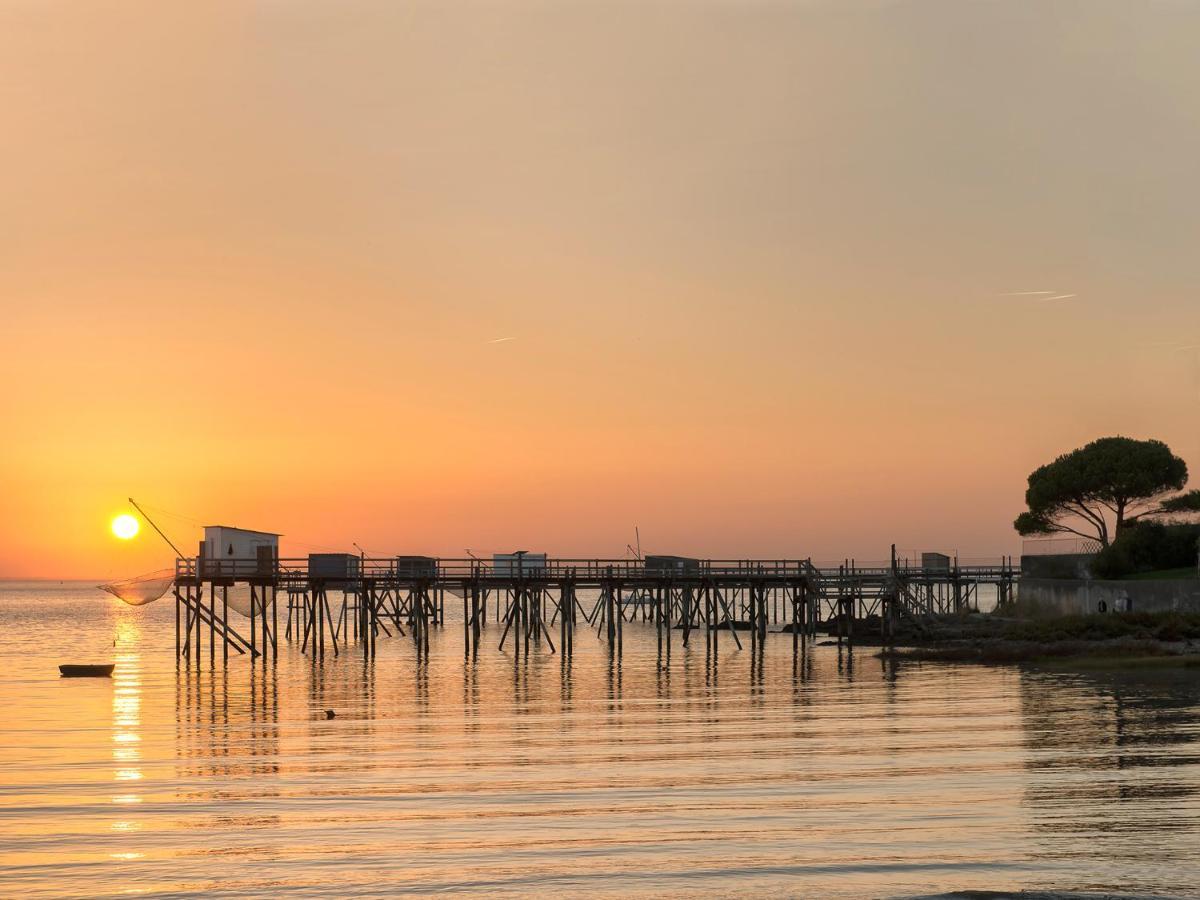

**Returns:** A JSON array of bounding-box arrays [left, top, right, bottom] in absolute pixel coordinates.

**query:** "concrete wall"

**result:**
[[1020, 577, 1200, 615], [1020, 553, 1094, 579]]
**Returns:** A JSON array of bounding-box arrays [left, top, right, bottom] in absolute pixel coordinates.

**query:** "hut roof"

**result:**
[[204, 525, 283, 537]]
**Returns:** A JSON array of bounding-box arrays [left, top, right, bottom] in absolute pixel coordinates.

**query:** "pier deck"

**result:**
[[171, 552, 1019, 667]]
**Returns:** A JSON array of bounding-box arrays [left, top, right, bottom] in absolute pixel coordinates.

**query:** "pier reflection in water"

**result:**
[[0, 582, 1198, 898], [1018, 670, 1200, 896]]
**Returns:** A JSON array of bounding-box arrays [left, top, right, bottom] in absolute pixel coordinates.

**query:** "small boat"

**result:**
[[59, 664, 115, 678]]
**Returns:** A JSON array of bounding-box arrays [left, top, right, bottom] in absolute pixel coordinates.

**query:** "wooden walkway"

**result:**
[[171, 551, 1019, 667]]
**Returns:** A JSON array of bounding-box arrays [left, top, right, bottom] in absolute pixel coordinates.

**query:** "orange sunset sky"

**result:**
[[2, 2, 1198, 579]]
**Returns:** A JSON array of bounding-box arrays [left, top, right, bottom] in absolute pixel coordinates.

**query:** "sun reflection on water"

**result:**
[[110, 624, 144, 858]]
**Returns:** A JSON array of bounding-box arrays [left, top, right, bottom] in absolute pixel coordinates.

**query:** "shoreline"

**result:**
[[877, 640, 1200, 668], [849, 609, 1200, 669]]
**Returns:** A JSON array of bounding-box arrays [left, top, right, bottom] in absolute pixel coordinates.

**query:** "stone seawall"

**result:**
[[1019, 577, 1200, 615], [1019, 553, 1094, 579]]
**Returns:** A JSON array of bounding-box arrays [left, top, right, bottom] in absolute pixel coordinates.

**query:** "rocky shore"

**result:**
[[870, 611, 1200, 667]]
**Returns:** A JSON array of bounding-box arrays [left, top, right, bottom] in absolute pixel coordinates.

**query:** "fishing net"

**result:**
[[224, 586, 263, 618], [99, 568, 175, 606]]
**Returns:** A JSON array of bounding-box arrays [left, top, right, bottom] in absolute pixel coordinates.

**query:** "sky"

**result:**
[[2, 1, 1198, 578]]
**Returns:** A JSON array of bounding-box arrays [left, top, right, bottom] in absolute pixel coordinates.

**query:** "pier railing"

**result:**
[[179, 557, 817, 581]]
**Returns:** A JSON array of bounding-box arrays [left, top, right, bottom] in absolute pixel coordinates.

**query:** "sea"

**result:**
[[1, 580, 1198, 898]]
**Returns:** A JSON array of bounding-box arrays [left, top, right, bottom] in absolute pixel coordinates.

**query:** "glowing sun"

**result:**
[[111, 514, 139, 540]]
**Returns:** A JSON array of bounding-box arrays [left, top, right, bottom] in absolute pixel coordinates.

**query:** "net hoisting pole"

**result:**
[[128, 498, 186, 559], [126, 497, 188, 662]]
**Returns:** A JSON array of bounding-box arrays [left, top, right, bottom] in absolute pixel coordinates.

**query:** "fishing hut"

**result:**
[[922, 552, 951, 573], [201, 526, 279, 578], [644, 555, 700, 576], [395, 556, 438, 578], [309, 553, 360, 588], [487, 552, 552, 654], [174, 525, 282, 667], [493, 551, 547, 575]]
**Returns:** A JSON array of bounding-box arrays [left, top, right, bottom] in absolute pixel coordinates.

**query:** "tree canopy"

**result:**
[[1014, 436, 1200, 547]]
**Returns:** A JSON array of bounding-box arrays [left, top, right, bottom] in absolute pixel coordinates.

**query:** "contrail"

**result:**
[[485, 337, 516, 344], [997, 290, 1079, 303]]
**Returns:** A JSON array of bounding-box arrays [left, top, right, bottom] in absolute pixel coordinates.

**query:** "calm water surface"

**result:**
[[2, 581, 1199, 898]]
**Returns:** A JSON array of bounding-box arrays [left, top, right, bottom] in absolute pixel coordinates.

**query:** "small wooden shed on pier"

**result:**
[[922, 552, 952, 573], [493, 551, 547, 576], [308, 553, 360, 589], [395, 556, 438, 579], [644, 555, 700, 576]]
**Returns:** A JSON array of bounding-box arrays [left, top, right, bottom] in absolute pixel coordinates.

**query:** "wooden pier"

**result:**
[[171, 549, 1019, 667]]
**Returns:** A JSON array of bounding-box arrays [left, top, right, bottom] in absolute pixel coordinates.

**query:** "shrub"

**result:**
[[1092, 522, 1200, 578]]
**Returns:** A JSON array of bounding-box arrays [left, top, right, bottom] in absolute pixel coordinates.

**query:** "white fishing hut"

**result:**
[[201, 525, 281, 578], [493, 551, 547, 577]]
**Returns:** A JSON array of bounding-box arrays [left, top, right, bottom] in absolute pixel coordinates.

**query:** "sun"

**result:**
[[111, 514, 140, 540]]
